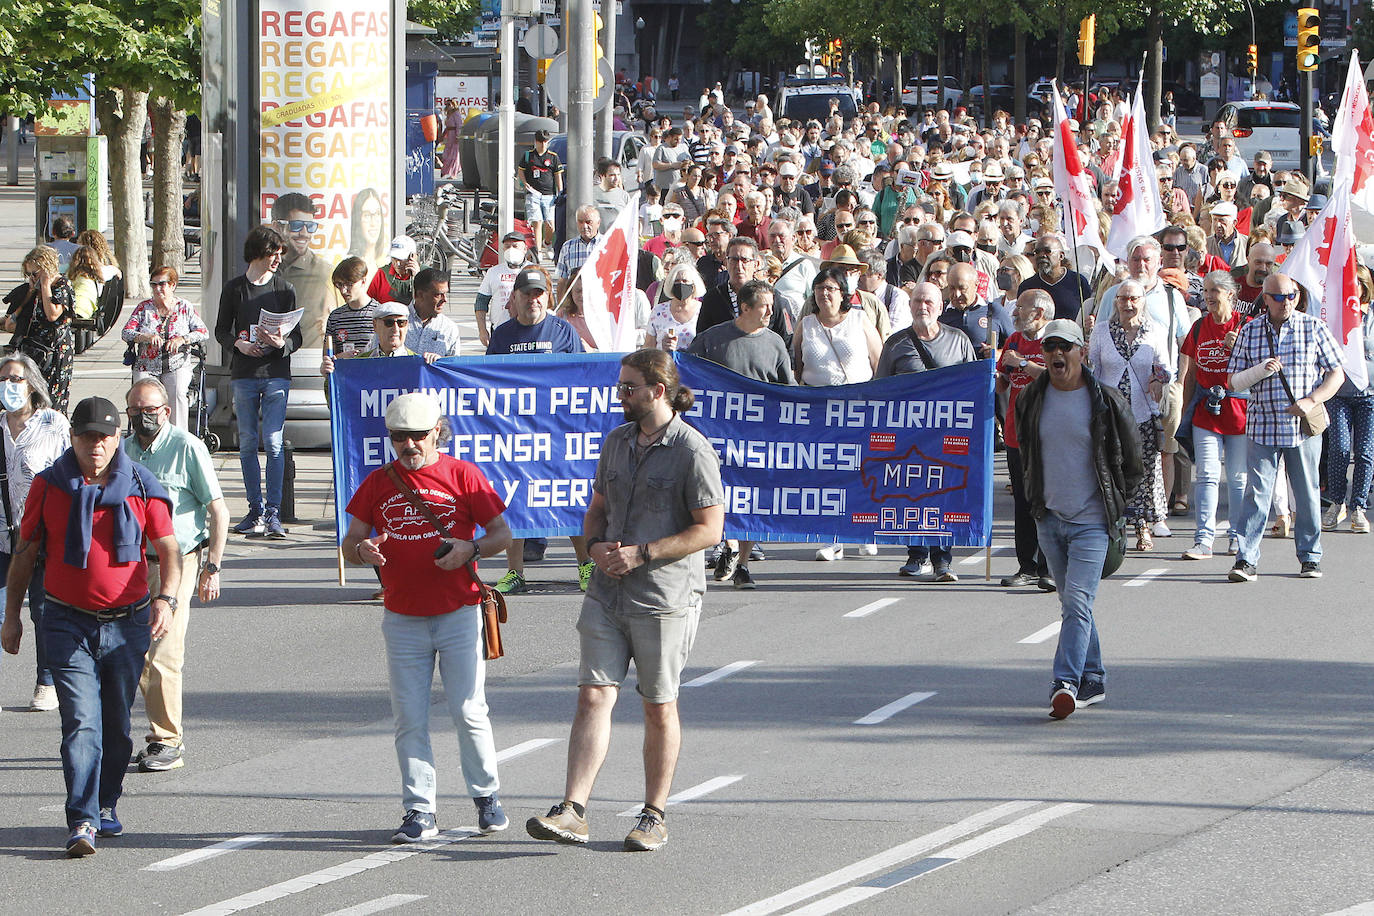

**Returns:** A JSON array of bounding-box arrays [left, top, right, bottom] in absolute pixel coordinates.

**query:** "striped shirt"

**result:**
[[556, 235, 600, 280], [1227, 309, 1342, 447], [324, 300, 378, 355]]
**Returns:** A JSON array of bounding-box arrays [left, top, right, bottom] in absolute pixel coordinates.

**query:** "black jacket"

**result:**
[[697, 283, 793, 344], [1015, 367, 1144, 526]]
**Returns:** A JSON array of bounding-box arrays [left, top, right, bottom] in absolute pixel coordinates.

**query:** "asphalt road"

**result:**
[[2, 464, 1372, 916]]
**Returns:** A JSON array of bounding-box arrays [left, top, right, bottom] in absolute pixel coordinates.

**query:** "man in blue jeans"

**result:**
[[1015, 320, 1143, 719], [214, 224, 301, 539], [0, 397, 180, 855]]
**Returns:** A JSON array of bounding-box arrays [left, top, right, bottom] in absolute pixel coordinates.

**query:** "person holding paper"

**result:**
[[214, 225, 301, 540]]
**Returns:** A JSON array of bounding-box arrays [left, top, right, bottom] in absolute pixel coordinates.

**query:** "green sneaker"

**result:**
[[578, 561, 595, 592], [494, 570, 527, 594]]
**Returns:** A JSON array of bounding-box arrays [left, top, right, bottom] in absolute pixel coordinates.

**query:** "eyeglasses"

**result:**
[[926, 269, 947, 279], [1042, 339, 1076, 352], [615, 381, 651, 396], [857, 219, 876, 226], [389, 429, 431, 442], [834, 223, 854, 231], [276, 219, 319, 233], [686, 240, 705, 247], [127, 406, 166, 416], [150, 280, 174, 290], [1266, 291, 1299, 302], [0, 374, 25, 384], [380, 317, 409, 327], [1218, 182, 1237, 189], [815, 285, 844, 295], [1116, 295, 1142, 303], [1161, 242, 1188, 252], [728, 255, 756, 264], [797, 228, 815, 235]]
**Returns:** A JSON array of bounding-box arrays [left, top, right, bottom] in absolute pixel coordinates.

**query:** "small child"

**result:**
[[639, 184, 662, 240]]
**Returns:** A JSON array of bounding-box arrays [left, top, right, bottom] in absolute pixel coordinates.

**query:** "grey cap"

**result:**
[[1041, 318, 1085, 347]]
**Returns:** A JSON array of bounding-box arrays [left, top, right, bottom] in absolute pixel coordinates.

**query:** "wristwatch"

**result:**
[[154, 594, 178, 612], [1018, 359, 1029, 369], [202, 561, 220, 576]]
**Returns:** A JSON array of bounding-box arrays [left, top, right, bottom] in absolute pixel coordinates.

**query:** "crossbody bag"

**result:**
[[1265, 323, 1329, 438], [383, 464, 507, 660]]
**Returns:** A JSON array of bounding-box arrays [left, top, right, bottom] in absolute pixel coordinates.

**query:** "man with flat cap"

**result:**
[[1, 396, 179, 856], [474, 230, 532, 349]]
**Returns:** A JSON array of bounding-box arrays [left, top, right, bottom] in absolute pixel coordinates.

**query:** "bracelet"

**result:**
[[587, 537, 608, 549], [639, 542, 651, 564], [470, 539, 481, 559], [353, 540, 365, 564]]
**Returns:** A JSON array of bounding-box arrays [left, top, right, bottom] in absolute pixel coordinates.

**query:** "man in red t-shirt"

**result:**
[[344, 392, 514, 843], [996, 290, 1055, 590], [1, 397, 179, 857]]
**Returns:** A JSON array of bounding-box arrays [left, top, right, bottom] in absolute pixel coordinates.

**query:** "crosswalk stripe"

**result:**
[[616, 774, 744, 817]]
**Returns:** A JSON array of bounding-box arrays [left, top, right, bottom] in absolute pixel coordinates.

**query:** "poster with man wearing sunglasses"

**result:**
[[272, 192, 338, 349]]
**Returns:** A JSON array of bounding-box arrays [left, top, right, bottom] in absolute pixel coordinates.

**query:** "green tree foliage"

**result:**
[[409, 0, 482, 41]]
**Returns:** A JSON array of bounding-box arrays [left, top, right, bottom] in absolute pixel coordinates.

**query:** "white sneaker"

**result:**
[[1151, 521, 1172, 538], [29, 683, 58, 712], [858, 543, 878, 556], [1352, 507, 1370, 534], [1181, 543, 1213, 560], [815, 544, 844, 561], [1322, 503, 1347, 530]]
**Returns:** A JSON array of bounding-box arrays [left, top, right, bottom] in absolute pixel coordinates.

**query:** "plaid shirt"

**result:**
[[1227, 309, 1342, 447], [556, 235, 599, 280]]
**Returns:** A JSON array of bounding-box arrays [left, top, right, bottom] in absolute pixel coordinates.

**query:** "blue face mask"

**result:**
[[0, 381, 26, 412]]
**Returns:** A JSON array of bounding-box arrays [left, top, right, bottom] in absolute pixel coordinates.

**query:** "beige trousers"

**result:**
[[141, 549, 199, 746]]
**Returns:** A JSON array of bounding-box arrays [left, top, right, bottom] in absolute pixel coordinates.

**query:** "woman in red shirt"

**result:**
[[1179, 270, 1249, 559]]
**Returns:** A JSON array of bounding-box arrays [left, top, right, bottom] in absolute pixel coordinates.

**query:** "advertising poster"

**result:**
[[436, 76, 490, 124], [258, 0, 394, 346]]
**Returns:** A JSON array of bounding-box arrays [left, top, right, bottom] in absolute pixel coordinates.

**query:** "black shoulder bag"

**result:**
[[904, 327, 938, 370]]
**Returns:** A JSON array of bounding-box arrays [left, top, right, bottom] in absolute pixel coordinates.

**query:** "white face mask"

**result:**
[[0, 380, 27, 412], [503, 247, 525, 268]]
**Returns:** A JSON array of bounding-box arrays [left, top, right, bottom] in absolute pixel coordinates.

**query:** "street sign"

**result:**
[[542, 52, 614, 112], [522, 24, 558, 58]]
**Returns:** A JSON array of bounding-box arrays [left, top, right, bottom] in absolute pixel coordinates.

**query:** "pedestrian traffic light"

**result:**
[[1310, 134, 1324, 156], [537, 58, 550, 84], [1247, 44, 1258, 75], [1077, 15, 1096, 68], [1297, 8, 1321, 72], [593, 12, 606, 94]]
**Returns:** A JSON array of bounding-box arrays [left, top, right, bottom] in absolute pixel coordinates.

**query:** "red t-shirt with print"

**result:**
[[1181, 311, 1249, 436], [346, 456, 506, 616], [997, 330, 1045, 450]]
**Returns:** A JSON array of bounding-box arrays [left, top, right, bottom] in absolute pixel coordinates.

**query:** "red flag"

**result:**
[[577, 193, 641, 352], [1106, 73, 1165, 259], [1050, 81, 1113, 270]]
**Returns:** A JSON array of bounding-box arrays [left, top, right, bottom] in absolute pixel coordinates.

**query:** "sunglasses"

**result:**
[[389, 429, 431, 442], [1219, 182, 1237, 189], [276, 219, 319, 233], [1042, 339, 1076, 352], [857, 219, 877, 226], [151, 280, 173, 288], [380, 317, 408, 327], [834, 223, 854, 231], [1161, 242, 1188, 252], [1267, 291, 1299, 302]]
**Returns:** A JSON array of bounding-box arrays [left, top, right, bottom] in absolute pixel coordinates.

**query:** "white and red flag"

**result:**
[[576, 192, 641, 352], [1281, 55, 1368, 390], [1050, 81, 1113, 271], [1105, 72, 1165, 259], [1333, 50, 1374, 242]]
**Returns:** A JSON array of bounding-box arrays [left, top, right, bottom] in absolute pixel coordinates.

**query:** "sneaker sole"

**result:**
[[624, 834, 667, 852], [96, 825, 123, 838], [1075, 693, 1105, 709], [391, 828, 440, 844], [1049, 692, 1076, 719], [479, 819, 509, 834], [1299, 569, 1323, 579], [1228, 569, 1257, 582], [733, 579, 756, 590], [525, 818, 588, 844], [66, 837, 96, 857], [139, 757, 185, 772]]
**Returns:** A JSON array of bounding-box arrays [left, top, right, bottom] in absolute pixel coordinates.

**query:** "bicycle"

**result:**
[[406, 183, 487, 276]]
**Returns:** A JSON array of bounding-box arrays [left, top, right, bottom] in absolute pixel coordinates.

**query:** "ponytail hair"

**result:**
[[620, 348, 694, 413]]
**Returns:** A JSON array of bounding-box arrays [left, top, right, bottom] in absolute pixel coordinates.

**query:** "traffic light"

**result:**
[[593, 12, 606, 93], [1247, 44, 1258, 75], [1310, 134, 1324, 157], [825, 39, 842, 72], [1297, 8, 1320, 72], [1077, 15, 1096, 68], [537, 58, 550, 84]]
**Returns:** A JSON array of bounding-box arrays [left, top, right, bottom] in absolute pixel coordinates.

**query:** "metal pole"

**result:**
[[6, 116, 19, 186], [567, 0, 595, 219], [498, 12, 517, 240], [1301, 68, 1314, 182], [596, 0, 616, 160]]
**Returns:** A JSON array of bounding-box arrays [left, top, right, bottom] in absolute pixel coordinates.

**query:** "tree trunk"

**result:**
[[1013, 22, 1027, 123], [1146, 5, 1164, 132], [151, 98, 187, 277], [97, 86, 150, 300], [936, 0, 947, 111]]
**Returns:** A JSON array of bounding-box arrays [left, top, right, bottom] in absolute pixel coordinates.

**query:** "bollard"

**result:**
[[280, 440, 298, 524]]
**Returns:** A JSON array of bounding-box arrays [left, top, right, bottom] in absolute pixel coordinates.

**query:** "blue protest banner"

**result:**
[[330, 352, 995, 546]]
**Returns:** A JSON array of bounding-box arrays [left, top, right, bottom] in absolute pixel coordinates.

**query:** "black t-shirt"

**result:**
[[520, 148, 562, 195], [1017, 269, 1091, 323]]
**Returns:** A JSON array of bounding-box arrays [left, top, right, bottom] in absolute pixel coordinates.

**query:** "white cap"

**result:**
[[947, 230, 976, 250], [389, 235, 417, 259], [385, 392, 440, 431], [1210, 202, 1239, 218], [373, 302, 409, 319]]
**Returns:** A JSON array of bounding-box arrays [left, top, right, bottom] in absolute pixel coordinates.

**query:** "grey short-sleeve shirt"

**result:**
[[587, 415, 725, 615]]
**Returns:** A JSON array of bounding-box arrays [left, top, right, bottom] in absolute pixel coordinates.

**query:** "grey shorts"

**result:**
[[577, 595, 701, 703]]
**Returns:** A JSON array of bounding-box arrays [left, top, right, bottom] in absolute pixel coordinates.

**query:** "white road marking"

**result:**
[[854, 691, 937, 725], [143, 835, 281, 872], [682, 660, 760, 688], [1018, 621, 1062, 644], [959, 544, 1012, 566], [789, 803, 1092, 915], [496, 738, 559, 762], [1326, 904, 1374, 915], [722, 800, 1040, 916], [1124, 567, 1169, 587], [843, 598, 900, 619], [616, 774, 744, 816], [321, 895, 427, 916], [180, 830, 475, 915]]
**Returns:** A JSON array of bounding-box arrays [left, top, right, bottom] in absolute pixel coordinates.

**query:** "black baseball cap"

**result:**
[[71, 397, 121, 436], [512, 268, 549, 293]]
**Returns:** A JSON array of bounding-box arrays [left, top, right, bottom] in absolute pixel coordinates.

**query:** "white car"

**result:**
[[1215, 101, 1302, 170], [901, 75, 962, 110]]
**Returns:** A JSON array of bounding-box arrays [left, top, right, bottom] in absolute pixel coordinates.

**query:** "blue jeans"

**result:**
[[232, 377, 290, 511], [1036, 513, 1108, 688], [0, 554, 49, 684], [42, 601, 151, 828], [1192, 428, 1247, 548], [1235, 436, 1323, 566], [382, 606, 498, 812], [906, 545, 952, 568], [1326, 393, 1374, 509]]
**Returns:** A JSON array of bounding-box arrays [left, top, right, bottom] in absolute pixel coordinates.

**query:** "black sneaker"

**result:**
[[1000, 571, 1037, 588], [474, 794, 509, 833], [1228, 561, 1258, 582], [1299, 561, 1322, 579], [138, 742, 184, 771], [732, 565, 756, 589], [262, 508, 287, 539], [232, 509, 263, 535], [713, 545, 738, 582], [392, 809, 438, 843], [704, 543, 723, 568], [1075, 680, 1105, 708], [1049, 680, 1077, 719], [749, 543, 766, 562]]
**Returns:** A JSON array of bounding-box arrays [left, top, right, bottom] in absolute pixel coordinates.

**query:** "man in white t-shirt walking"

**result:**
[[474, 232, 531, 348]]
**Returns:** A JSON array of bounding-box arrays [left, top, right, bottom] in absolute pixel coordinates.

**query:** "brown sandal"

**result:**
[[1136, 523, 1154, 551]]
